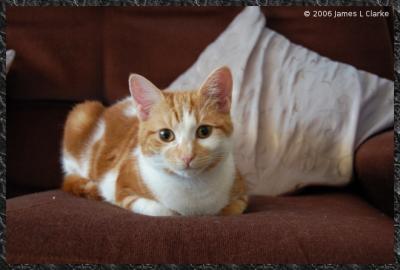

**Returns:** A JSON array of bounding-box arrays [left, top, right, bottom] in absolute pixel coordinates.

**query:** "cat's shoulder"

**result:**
[[102, 97, 138, 121], [108, 96, 136, 115], [98, 97, 139, 140]]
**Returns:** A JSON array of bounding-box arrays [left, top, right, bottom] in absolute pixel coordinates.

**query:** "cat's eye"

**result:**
[[159, 129, 175, 142], [196, 125, 213, 139]]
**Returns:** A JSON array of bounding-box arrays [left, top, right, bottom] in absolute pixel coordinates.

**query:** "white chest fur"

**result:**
[[136, 148, 235, 216]]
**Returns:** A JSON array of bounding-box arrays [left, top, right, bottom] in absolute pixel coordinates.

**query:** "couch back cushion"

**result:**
[[7, 7, 243, 103], [7, 7, 393, 103]]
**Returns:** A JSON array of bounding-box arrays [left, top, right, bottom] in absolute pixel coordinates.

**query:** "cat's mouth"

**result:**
[[165, 157, 224, 178], [164, 165, 203, 178], [178, 169, 199, 178]]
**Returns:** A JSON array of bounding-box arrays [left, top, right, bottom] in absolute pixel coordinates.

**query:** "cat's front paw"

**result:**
[[219, 195, 248, 216], [131, 198, 178, 216]]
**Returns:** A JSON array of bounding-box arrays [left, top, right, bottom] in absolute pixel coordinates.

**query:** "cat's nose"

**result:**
[[182, 155, 195, 167]]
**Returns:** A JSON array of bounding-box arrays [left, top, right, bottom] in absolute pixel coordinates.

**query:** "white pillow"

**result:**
[[6, 49, 16, 74], [169, 7, 394, 196]]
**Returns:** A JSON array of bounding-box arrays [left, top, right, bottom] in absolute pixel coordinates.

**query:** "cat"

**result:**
[[61, 66, 248, 216]]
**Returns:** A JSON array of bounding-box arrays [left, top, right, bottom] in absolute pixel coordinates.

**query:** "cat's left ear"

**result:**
[[199, 66, 233, 113], [129, 74, 163, 121]]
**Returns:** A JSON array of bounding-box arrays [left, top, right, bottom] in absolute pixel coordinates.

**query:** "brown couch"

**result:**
[[6, 6, 394, 264]]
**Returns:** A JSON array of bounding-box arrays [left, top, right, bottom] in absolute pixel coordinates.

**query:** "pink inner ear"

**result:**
[[136, 104, 148, 120], [129, 74, 162, 120], [132, 81, 152, 118], [201, 67, 233, 113], [218, 96, 230, 113]]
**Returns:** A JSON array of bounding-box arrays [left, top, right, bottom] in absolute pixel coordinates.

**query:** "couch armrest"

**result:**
[[354, 130, 393, 216]]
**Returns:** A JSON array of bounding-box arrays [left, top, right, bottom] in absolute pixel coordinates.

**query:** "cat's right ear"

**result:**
[[129, 74, 163, 121]]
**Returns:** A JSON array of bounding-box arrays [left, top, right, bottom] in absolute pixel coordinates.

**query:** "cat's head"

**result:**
[[129, 67, 233, 178]]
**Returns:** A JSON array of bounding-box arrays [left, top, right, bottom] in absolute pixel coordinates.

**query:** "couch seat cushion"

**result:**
[[6, 190, 393, 264]]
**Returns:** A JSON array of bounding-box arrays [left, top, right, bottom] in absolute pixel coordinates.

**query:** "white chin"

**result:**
[[171, 167, 200, 178]]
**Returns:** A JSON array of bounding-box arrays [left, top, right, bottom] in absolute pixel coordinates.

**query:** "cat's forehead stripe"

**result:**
[[164, 92, 200, 125]]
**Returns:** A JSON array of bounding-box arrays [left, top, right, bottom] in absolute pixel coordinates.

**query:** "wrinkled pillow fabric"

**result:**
[[169, 7, 394, 196]]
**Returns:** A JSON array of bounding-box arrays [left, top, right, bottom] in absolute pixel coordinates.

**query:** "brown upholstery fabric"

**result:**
[[6, 8, 103, 101], [354, 130, 394, 216], [7, 7, 392, 103], [6, 7, 393, 194], [6, 190, 394, 264]]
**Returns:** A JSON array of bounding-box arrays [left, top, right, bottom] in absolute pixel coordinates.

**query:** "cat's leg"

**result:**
[[116, 192, 178, 216], [62, 174, 102, 200], [219, 195, 248, 216], [219, 171, 248, 216], [131, 198, 179, 216]]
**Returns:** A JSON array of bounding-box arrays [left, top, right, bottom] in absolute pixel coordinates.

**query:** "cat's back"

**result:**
[[102, 97, 139, 144], [62, 97, 139, 181]]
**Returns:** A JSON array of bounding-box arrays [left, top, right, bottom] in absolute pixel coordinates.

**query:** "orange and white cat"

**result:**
[[61, 66, 247, 216]]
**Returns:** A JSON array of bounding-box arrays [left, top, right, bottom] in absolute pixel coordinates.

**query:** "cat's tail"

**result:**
[[62, 174, 101, 200]]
